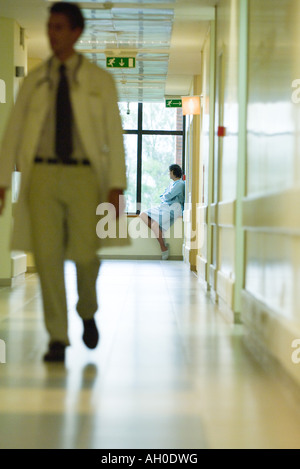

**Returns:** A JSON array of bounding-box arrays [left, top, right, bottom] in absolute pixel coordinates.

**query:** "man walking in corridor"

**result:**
[[0, 2, 127, 362]]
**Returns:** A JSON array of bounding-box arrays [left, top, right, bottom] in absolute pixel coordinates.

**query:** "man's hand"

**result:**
[[108, 189, 125, 219], [0, 188, 6, 215]]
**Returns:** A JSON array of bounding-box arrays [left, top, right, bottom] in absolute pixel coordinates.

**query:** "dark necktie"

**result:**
[[55, 64, 73, 161]]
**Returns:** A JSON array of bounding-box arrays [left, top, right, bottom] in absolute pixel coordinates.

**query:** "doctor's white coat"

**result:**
[[0, 55, 127, 254]]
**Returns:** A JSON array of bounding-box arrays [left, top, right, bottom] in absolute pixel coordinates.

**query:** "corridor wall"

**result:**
[[241, 0, 300, 386], [0, 19, 27, 285], [196, 22, 215, 291], [196, 0, 241, 323], [196, 0, 300, 386], [212, 0, 240, 321], [182, 75, 202, 270]]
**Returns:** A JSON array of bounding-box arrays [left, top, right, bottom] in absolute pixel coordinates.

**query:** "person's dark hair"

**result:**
[[50, 2, 85, 31], [169, 164, 183, 179]]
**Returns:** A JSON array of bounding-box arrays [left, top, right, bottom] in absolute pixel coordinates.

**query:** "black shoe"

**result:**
[[82, 318, 99, 349], [43, 341, 66, 362]]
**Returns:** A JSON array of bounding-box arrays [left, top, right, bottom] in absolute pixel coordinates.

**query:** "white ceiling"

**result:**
[[0, 0, 217, 102]]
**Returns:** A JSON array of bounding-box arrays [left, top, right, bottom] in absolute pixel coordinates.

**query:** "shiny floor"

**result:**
[[0, 259, 300, 449]]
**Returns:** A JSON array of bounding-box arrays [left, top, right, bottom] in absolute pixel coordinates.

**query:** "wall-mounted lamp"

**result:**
[[181, 96, 201, 116]]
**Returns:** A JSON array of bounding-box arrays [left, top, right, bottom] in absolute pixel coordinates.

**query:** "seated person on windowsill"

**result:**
[[139, 164, 185, 260]]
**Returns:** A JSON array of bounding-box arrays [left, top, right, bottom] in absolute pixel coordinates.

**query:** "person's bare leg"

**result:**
[[140, 213, 168, 251], [140, 212, 152, 229], [150, 220, 168, 251]]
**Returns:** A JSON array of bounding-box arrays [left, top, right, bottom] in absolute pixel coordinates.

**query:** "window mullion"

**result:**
[[136, 102, 143, 214]]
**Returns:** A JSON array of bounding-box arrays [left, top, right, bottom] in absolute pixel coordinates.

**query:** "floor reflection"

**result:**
[[0, 260, 299, 449]]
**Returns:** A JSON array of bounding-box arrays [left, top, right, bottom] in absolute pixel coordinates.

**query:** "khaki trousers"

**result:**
[[28, 164, 101, 345]]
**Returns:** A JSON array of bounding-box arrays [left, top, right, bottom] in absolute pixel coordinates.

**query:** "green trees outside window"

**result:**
[[119, 102, 185, 213]]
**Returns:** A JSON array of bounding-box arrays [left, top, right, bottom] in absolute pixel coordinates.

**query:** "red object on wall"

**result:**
[[217, 126, 226, 137], [182, 174, 186, 181]]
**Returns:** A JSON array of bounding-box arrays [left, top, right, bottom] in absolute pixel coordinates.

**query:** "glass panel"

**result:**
[[123, 134, 137, 213], [141, 134, 183, 211], [142, 102, 183, 131], [118, 102, 138, 130]]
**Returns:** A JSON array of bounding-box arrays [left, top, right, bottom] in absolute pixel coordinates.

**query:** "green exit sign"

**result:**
[[106, 57, 136, 68], [165, 99, 182, 108]]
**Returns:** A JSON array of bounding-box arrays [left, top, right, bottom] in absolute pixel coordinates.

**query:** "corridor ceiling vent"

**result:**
[[73, 0, 175, 102]]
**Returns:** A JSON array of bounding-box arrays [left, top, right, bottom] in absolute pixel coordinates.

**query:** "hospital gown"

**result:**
[[144, 179, 185, 231]]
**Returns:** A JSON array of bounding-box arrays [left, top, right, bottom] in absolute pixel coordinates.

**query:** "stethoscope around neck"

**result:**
[[35, 54, 83, 89]]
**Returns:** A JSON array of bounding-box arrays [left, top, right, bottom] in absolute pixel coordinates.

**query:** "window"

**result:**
[[119, 102, 185, 214]]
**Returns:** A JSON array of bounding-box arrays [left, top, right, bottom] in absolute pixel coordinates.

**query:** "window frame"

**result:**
[[123, 102, 186, 214]]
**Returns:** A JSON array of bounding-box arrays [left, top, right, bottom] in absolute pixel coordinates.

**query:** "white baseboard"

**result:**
[[11, 252, 27, 277], [241, 290, 300, 388]]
